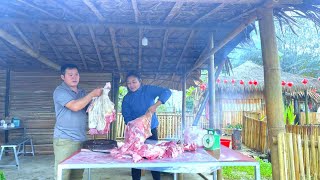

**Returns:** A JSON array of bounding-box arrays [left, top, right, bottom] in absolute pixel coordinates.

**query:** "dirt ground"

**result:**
[[1, 154, 214, 180]]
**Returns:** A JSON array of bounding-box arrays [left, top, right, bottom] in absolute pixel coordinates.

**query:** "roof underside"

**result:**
[[0, 0, 314, 89]]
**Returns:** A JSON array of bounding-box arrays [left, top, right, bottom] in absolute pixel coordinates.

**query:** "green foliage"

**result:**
[[0, 170, 5, 180], [222, 158, 272, 179], [117, 86, 128, 111], [226, 123, 242, 129], [284, 102, 296, 125]]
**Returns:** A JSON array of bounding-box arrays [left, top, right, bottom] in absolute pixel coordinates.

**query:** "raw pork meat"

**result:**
[[87, 82, 116, 135], [111, 111, 196, 162]]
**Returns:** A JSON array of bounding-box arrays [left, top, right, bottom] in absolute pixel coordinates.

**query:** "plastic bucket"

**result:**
[[220, 138, 231, 148]]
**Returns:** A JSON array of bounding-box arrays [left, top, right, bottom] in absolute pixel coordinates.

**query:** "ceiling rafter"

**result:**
[[11, 23, 34, 49], [226, 7, 257, 23], [155, 30, 169, 78], [0, 4, 29, 17], [164, 2, 184, 24], [192, 3, 226, 25], [0, 18, 231, 31], [131, 0, 140, 23], [188, 14, 257, 75], [138, 28, 142, 71], [40, 31, 62, 60], [83, 0, 105, 21], [109, 28, 123, 77], [171, 30, 196, 81], [49, 0, 82, 20], [16, 0, 59, 19], [88, 26, 104, 69], [0, 28, 60, 70], [67, 25, 88, 70]]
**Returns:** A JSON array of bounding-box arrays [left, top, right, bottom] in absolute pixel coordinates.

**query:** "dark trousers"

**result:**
[[131, 128, 161, 180]]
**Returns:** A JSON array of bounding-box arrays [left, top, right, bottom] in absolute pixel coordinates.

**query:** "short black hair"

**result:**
[[60, 64, 79, 75], [126, 71, 141, 82]]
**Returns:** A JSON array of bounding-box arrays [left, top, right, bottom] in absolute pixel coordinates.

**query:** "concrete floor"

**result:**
[[1, 154, 213, 180]]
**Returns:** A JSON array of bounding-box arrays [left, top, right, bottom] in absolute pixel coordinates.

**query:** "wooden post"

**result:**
[[208, 32, 215, 129], [111, 74, 120, 140], [4, 68, 10, 117], [304, 90, 309, 124], [258, 8, 285, 179], [181, 70, 186, 131]]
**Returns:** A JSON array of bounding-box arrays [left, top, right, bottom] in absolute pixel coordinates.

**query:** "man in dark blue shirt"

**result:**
[[122, 71, 172, 180]]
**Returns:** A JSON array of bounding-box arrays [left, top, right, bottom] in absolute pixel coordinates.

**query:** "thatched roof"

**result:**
[[0, 0, 319, 90], [219, 61, 320, 101]]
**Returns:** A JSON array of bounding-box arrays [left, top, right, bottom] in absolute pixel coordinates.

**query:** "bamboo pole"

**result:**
[[310, 135, 317, 179], [297, 135, 305, 180], [258, 8, 286, 179], [304, 135, 311, 180], [285, 133, 296, 180], [292, 134, 300, 180], [278, 133, 285, 180]]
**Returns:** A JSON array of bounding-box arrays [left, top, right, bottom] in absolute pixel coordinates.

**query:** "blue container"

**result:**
[[12, 119, 20, 127]]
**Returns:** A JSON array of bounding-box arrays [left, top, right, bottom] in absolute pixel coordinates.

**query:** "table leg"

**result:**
[[57, 165, 63, 180], [212, 170, 217, 180], [4, 130, 8, 143], [4, 130, 8, 156], [88, 168, 91, 180], [255, 164, 261, 180]]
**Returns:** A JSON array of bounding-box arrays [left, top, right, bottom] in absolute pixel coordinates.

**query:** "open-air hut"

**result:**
[[0, 0, 319, 178], [217, 61, 320, 125]]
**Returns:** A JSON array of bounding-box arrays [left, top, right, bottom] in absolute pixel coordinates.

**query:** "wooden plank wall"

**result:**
[[7, 71, 112, 154], [0, 70, 5, 117]]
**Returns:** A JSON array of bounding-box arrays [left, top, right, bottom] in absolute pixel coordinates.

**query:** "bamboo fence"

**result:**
[[278, 132, 320, 180]]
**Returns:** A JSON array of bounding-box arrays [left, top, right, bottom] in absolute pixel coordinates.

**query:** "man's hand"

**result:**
[[90, 88, 103, 98]]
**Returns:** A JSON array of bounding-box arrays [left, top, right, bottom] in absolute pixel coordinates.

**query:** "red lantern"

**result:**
[[311, 88, 317, 93], [200, 83, 207, 91], [248, 80, 253, 85], [216, 79, 220, 84], [240, 80, 244, 85], [287, 82, 293, 87], [302, 78, 308, 85], [253, 80, 258, 86], [281, 80, 286, 86], [224, 79, 228, 84], [231, 79, 235, 84]]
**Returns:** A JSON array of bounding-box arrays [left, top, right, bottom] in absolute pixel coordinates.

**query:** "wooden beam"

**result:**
[[40, 31, 62, 60], [156, 30, 169, 78], [140, 0, 263, 4], [226, 7, 257, 23], [0, 18, 232, 31], [171, 30, 195, 80], [138, 28, 142, 71], [11, 23, 34, 49], [187, 14, 257, 75], [0, 4, 29, 17], [16, 0, 59, 19], [164, 2, 184, 24], [83, 0, 105, 21], [192, 4, 226, 25], [67, 25, 88, 70], [109, 28, 123, 75], [49, 0, 82, 20], [0, 28, 60, 70], [88, 26, 104, 69], [131, 0, 140, 23]]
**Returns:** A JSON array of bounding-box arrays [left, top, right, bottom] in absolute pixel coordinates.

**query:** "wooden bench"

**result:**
[[0, 137, 35, 169]]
